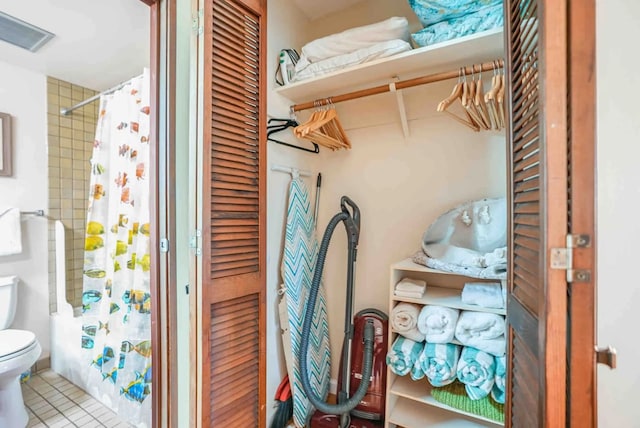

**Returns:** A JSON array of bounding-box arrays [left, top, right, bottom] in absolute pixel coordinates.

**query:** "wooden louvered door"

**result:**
[[505, 0, 597, 425], [504, 0, 573, 426], [199, 0, 266, 426]]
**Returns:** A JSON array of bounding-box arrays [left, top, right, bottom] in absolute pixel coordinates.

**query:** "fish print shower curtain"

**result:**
[[81, 69, 151, 427]]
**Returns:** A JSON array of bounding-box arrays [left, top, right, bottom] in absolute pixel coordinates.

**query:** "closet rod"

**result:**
[[291, 59, 504, 112]]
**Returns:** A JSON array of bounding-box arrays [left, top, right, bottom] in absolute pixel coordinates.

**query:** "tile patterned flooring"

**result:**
[[21, 370, 132, 428]]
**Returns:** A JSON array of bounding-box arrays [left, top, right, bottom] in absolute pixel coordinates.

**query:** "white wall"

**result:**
[[0, 60, 50, 358], [596, 0, 640, 424], [266, 1, 320, 424]]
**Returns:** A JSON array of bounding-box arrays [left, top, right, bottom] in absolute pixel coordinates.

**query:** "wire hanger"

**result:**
[[267, 115, 319, 154]]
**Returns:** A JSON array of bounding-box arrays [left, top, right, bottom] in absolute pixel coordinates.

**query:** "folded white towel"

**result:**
[[293, 39, 411, 82], [396, 277, 426, 293], [455, 311, 506, 356], [0, 208, 22, 256], [417, 305, 459, 343], [394, 290, 424, 299], [461, 282, 504, 309], [299, 17, 409, 64], [391, 302, 424, 342]]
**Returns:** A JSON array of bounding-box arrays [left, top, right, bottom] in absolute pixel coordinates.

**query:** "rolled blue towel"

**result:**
[[418, 342, 461, 387], [457, 346, 496, 400], [491, 355, 506, 404], [386, 336, 424, 377]]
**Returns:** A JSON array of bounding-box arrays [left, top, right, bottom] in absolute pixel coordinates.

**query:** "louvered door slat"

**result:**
[[212, 118, 258, 139], [514, 164, 539, 182], [213, 90, 257, 116], [212, 173, 257, 188], [202, 0, 266, 426], [213, 83, 257, 110], [212, 76, 257, 105], [212, 176, 257, 191], [212, 166, 258, 181], [211, 160, 257, 177], [514, 254, 538, 278]]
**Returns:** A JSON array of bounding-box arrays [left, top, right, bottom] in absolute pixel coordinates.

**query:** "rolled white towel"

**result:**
[[461, 282, 504, 309], [455, 311, 506, 356], [417, 305, 459, 343], [391, 302, 424, 342], [395, 277, 426, 294]]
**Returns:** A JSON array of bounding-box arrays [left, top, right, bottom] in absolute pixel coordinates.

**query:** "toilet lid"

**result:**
[[0, 329, 36, 358]]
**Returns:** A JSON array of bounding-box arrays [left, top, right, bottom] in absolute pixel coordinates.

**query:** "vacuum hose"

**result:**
[[299, 197, 375, 419]]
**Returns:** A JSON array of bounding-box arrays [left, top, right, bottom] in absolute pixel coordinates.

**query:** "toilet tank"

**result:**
[[0, 276, 18, 330]]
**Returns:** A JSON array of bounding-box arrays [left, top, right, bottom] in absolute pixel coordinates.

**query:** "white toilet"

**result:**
[[0, 275, 42, 428]]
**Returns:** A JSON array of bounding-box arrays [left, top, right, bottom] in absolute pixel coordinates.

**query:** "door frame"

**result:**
[[140, 0, 179, 427]]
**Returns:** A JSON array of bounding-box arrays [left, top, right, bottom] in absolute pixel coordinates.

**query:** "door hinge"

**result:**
[[595, 345, 617, 369], [160, 238, 170, 253], [550, 234, 591, 283], [192, 9, 204, 36], [190, 229, 202, 256]]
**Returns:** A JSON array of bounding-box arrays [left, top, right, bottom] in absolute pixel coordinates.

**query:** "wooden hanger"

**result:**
[[437, 68, 479, 132], [485, 61, 502, 130], [463, 68, 489, 130], [294, 100, 350, 150], [474, 64, 493, 130]]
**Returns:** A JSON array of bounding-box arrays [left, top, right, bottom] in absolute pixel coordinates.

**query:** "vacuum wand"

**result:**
[[314, 173, 321, 229]]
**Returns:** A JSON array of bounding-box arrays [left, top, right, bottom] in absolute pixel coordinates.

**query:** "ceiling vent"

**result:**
[[0, 11, 54, 52]]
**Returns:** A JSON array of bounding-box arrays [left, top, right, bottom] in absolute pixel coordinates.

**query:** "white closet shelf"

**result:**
[[392, 285, 506, 316], [275, 28, 504, 103], [390, 376, 504, 427]]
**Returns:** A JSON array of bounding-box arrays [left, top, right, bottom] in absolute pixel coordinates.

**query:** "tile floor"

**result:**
[[21, 370, 132, 428]]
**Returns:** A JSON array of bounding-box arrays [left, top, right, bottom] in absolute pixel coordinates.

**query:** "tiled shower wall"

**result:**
[[47, 77, 99, 311]]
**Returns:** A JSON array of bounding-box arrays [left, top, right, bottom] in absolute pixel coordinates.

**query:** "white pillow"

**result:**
[[300, 17, 409, 63]]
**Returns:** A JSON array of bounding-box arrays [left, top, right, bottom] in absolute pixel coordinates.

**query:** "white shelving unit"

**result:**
[[385, 258, 505, 428], [275, 28, 504, 103]]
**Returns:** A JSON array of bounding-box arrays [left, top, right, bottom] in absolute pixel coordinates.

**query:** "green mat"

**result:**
[[431, 381, 504, 423]]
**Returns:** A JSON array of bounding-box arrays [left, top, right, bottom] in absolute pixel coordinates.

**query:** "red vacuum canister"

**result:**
[[310, 309, 389, 428]]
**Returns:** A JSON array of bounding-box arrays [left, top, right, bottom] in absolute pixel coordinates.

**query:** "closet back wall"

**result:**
[[313, 81, 506, 379]]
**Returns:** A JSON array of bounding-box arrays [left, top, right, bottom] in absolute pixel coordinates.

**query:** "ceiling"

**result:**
[[293, 0, 365, 20], [0, 0, 149, 91]]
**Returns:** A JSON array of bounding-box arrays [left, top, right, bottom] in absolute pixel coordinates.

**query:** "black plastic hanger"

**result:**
[[267, 117, 319, 154]]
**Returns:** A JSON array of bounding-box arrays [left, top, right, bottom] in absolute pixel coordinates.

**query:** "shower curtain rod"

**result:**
[[290, 59, 504, 112], [59, 73, 142, 116]]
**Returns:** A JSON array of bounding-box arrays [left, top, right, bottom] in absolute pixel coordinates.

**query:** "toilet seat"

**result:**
[[0, 330, 37, 362]]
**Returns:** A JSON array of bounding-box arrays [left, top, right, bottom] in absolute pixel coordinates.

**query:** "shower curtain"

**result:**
[[81, 69, 151, 427]]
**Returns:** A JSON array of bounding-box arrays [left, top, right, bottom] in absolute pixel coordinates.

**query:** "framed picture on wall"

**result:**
[[0, 112, 11, 177]]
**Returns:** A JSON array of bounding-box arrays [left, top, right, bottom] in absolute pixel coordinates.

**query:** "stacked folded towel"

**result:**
[[0, 207, 22, 256], [461, 282, 505, 309], [457, 347, 496, 400], [455, 311, 506, 356], [417, 305, 459, 343], [394, 277, 426, 299], [418, 342, 461, 387], [386, 336, 424, 377], [391, 302, 424, 342], [292, 17, 411, 82], [492, 355, 506, 404]]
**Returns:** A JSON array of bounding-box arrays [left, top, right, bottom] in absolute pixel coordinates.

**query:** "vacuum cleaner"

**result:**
[[299, 196, 388, 428]]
